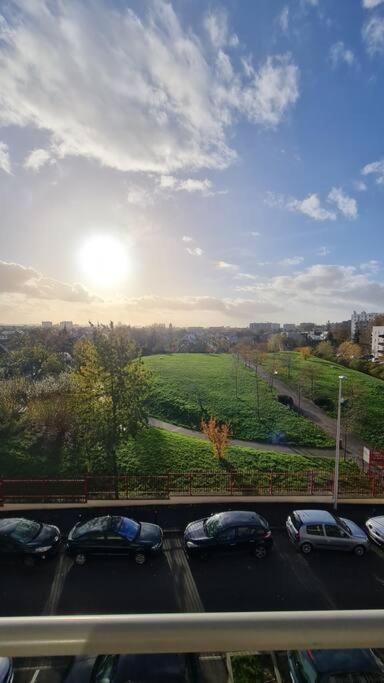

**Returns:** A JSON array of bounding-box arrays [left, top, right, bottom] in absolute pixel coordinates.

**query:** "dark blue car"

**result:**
[[66, 515, 163, 565], [63, 654, 187, 682], [184, 510, 273, 559], [288, 649, 384, 682]]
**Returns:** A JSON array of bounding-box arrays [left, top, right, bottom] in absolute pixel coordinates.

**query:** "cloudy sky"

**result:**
[[0, 0, 384, 326]]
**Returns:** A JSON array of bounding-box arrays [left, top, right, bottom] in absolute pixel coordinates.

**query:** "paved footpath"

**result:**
[[149, 418, 337, 460]]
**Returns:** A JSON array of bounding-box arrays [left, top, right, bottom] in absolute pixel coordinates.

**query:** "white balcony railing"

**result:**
[[1, 611, 384, 658]]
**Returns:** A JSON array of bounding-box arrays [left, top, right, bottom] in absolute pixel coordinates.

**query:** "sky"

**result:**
[[0, 0, 384, 327]]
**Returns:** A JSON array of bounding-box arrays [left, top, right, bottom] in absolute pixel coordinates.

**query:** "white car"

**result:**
[[366, 516, 384, 546]]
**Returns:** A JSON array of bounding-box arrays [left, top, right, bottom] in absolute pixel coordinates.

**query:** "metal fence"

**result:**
[[1, 469, 384, 505]]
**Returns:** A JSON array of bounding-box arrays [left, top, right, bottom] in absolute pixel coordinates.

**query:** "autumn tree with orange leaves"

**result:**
[[201, 417, 231, 461]]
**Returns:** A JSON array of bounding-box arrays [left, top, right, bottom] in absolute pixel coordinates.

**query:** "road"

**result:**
[[2, 501, 384, 681]]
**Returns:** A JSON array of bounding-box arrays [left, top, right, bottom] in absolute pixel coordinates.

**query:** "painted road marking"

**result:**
[[42, 553, 73, 616], [29, 670, 40, 683], [164, 536, 204, 612]]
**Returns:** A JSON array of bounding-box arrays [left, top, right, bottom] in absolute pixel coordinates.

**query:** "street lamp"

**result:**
[[271, 369, 278, 389], [333, 375, 346, 511]]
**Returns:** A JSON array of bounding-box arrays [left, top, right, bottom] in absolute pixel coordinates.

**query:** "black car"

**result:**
[[66, 515, 163, 565], [288, 649, 384, 682], [0, 517, 61, 566], [184, 510, 273, 559], [64, 654, 186, 682], [0, 658, 13, 683]]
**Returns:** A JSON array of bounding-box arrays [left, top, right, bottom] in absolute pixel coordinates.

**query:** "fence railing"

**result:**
[[1, 468, 384, 505]]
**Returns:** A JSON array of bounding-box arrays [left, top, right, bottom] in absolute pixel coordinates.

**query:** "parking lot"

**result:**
[[3, 501, 384, 681]]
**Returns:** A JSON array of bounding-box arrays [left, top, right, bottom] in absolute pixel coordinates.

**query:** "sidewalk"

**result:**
[[3, 494, 384, 511]]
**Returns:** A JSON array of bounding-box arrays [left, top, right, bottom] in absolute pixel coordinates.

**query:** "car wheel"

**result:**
[[134, 552, 146, 565], [253, 546, 267, 559], [301, 542, 312, 555], [75, 553, 86, 566], [353, 545, 366, 557], [24, 556, 36, 568]]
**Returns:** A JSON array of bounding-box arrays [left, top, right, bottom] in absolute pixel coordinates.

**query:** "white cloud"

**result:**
[[329, 42, 355, 68], [0, 142, 11, 174], [186, 247, 204, 256], [280, 256, 304, 266], [363, 0, 384, 8], [317, 246, 330, 257], [277, 7, 289, 33], [23, 148, 51, 172], [354, 180, 367, 192], [215, 261, 238, 270], [0, 2, 299, 176], [0, 260, 96, 303], [241, 55, 299, 127], [360, 260, 381, 273], [287, 194, 336, 221], [234, 272, 257, 280], [363, 16, 384, 55], [327, 187, 358, 219], [362, 159, 384, 184], [126, 186, 153, 207], [250, 231, 261, 237], [204, 10, 238, 49], [182, 235, 193, 243]]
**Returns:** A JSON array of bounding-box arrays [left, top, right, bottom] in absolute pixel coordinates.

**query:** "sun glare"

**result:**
[[78, 235, 129, 288]]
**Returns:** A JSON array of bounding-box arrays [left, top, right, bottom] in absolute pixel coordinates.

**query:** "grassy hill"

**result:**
[[263, 352, 384, 449], [143, 353, 333, 447]]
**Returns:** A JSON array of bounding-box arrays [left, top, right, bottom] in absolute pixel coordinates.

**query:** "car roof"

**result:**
[[0, 518, 26, 534], [294, 509, 336, 525], [304, 649, 381, 674], [368, 516, 384, 529], [217, 511, 264, 526]]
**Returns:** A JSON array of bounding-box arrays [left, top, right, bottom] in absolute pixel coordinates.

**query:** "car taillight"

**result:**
[[264, 530, 272, 539]]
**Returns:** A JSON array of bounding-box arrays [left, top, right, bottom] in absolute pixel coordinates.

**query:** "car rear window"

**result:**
[[117, 517, 140, 541]]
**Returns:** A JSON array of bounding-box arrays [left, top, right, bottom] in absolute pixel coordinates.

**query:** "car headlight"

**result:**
[[186, 541, 197, 548], [33, 546, 52, 553]]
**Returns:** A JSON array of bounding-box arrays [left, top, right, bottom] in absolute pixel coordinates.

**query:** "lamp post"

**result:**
[[333, 375, 346, 511], [271, 369, 278, 389]]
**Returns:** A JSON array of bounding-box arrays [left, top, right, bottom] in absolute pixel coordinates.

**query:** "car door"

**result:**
[[304, 524, 327, 550], [78, 531, 108, 556], [324, 524, 350, 551], [104, 531, 130, 556], [214, 526, 237, 554], [236, 526, 257, 553]]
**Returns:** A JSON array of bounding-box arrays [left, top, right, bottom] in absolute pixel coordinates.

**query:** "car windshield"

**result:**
[[8, 519, 41, 543], [116, 517, 140, 541], [337, 518, 351, 535], [72, 516, 110, 539], [205, 514, 223, 537]]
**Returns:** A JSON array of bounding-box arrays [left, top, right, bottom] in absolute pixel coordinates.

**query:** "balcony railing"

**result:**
[[1, 611, 384, 657]]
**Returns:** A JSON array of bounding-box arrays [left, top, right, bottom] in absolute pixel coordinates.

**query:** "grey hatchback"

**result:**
[[286, 509, 369, 556]]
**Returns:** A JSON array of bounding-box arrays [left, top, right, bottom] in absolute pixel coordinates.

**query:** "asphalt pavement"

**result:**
[[3, 501, 384, 682]]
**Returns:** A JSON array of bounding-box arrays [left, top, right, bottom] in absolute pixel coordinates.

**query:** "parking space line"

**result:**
[[164, 536, 204, 613], [276, 544, 337, 610], [42, 553, 73, 616], [29, 670, 40, 683]]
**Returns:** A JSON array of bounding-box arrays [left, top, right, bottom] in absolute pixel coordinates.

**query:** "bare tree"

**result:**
[[201, 417, 231, 461]]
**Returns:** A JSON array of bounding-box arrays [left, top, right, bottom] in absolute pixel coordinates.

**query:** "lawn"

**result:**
[[263, 352, 384, 449], [143, 353, 333, 447]]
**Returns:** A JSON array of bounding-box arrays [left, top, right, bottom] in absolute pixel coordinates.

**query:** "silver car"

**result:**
[[286, 509, 369, 556], [366, 516, 384, 546]]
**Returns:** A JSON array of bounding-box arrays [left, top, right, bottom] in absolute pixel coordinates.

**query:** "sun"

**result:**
[[78, 235, 129, 288]]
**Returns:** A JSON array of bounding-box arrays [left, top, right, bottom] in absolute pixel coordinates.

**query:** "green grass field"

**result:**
[[264, 352, 384, 448], [143, 353, 333, 447]]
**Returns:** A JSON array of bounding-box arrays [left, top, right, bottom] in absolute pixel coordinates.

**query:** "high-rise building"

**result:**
[[351, 311, 380, 339], [372, 326, 384, 361], [41, 321, 53, 328], [59, 321, 73, 331], [249, 322, 281, 334]]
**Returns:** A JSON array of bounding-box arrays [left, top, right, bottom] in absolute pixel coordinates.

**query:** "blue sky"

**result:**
[[0, 0, 383, 325]]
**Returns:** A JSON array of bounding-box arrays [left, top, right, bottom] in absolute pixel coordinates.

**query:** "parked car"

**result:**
[[184, 510, 273, 559], [0, 517, 61, 566], [288, 649, 384, 682], [0, 658, 13, 683], [286, 509, 369, 556], [66, 515, 163, 565], [365, 516, 384, 546], [63, 653, 187, 682]]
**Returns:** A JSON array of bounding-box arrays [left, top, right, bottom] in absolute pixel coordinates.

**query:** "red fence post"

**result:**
[[269, 472, 273, 496]]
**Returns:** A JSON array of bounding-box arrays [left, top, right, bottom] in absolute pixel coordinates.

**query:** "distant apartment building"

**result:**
[[41, 321, 53, 328], [59, 321, 73, 331], [282, 323, 297, 332], [249, 322, 281, 334], [351, 310, 379, 339], [307, 328, 328, 342], [372, 326, 384, 361]]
